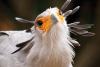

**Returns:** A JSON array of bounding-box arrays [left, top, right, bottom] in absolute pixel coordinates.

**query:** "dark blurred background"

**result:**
[[0, 0, 99, 67]]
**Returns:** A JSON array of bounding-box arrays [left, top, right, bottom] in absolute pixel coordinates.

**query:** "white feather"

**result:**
[[0, 7, 78, 67], [26, 18, 75, 67]]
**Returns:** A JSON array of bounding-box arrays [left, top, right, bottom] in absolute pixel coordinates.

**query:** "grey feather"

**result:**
[[0, 30, 35, 53], [71, 6, 80, 15], [15, 17, 34, 24], [63, 10, 72, 17], [68, 22, 95, 36], [61, 0, 71, 11], [63, 6, 80, 18], [0, 30, 34, 45]]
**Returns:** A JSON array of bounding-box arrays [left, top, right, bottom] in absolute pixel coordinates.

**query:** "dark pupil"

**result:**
[[37, 21, 43, 26]]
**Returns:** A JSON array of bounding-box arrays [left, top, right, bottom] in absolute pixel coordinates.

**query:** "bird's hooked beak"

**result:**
[[51, 14, 58, 24]]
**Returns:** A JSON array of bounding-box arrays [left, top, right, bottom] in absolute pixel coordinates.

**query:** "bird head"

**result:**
[[34, 7, 65, 33]]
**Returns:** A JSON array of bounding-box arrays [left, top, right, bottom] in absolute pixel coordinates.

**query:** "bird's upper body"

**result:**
[[0, 0, 94, 67], [0, 7, 75, 67]]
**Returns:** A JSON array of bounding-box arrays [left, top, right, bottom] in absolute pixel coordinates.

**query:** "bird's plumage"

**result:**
[[0, 0, 94, 67]]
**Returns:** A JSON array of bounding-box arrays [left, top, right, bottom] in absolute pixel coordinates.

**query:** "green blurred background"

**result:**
[[0, 0, 99, 67]]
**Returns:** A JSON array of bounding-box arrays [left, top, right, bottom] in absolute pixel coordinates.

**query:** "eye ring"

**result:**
[[36, 20, 43, 27]]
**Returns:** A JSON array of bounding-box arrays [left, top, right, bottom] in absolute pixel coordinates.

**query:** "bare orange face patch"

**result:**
[[35, 16, 52, 32]]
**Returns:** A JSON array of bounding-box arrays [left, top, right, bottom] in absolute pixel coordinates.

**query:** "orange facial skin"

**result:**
[[35, 16, 52, 32], [34, 8, 64, 32]]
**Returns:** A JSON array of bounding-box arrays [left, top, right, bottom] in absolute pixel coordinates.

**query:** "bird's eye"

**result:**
[[36, 20, 43, 27]]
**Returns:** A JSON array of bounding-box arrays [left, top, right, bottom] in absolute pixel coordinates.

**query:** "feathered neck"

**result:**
[[26, 21, 74, 67]]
